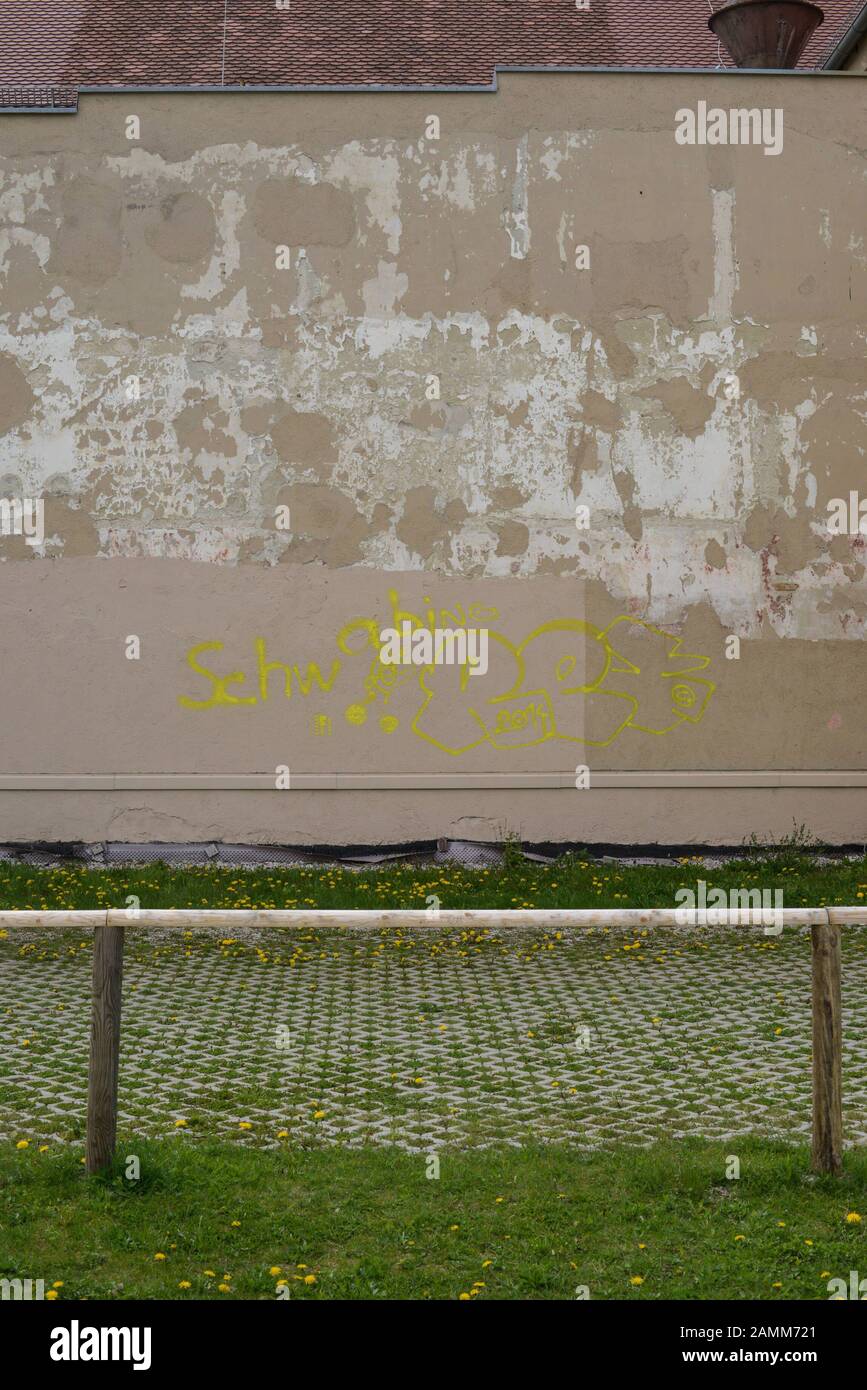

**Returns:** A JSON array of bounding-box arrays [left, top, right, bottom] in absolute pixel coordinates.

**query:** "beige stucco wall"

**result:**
[[0, 74, 865, 844]]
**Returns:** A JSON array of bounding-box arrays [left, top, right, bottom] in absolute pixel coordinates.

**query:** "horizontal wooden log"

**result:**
[[0, 910, 108, 928], [1, 906, 863, 930]]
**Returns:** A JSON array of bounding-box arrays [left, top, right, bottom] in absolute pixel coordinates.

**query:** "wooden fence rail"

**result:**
[[3, 907, 863, 1177]]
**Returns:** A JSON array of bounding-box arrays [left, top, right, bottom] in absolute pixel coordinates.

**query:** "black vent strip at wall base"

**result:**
[[0, 839, 864, 869]]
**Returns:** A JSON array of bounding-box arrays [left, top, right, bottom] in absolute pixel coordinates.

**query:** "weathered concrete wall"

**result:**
[[0, 75, 865, 844]]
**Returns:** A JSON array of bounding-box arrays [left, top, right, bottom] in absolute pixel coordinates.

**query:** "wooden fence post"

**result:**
[[811, 918, 843, 1176], [85, 922, 125, 1174]]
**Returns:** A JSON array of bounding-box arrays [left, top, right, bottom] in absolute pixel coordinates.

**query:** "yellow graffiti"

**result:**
[[178, 591, 716, 753], [179, 639, 341, 710]]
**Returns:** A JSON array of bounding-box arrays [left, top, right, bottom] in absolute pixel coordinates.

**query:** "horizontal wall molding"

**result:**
[[0, 772, 865, 792]]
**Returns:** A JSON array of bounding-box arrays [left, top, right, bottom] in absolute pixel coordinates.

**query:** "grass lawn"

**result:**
[[1, 847, 866, 914], [2, 1137, 864, 1301]]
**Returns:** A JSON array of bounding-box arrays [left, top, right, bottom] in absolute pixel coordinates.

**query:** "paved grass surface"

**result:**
[[2, 921, 866, 1153], [2, 1138, 865, 1300], [2, 858, 865, 1302]]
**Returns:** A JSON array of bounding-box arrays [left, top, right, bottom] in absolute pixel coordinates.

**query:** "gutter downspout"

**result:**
[[822, 0, 867, 66]]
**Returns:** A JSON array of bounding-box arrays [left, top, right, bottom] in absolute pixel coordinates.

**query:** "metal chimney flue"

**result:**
[[709, 0, 824, 69]]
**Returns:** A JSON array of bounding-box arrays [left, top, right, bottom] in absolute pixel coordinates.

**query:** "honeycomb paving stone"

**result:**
[[1, 925, 865, 1152]]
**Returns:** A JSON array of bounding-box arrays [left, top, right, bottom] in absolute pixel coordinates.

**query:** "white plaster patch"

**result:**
[[362, 261, 409, 317], [325, 143, 403, 253]]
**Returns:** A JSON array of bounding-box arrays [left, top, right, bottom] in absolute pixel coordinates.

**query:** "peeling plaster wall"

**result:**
[[0, 75, 865, 845]]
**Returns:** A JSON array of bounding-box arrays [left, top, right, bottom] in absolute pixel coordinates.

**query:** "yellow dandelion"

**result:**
[[15, 1140, 29, 1150], [845, 1212, 862, 1224], [46, 1289, 59, 1300]]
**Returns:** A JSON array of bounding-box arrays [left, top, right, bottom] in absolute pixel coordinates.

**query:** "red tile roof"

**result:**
[[0, 1, 860, 91]]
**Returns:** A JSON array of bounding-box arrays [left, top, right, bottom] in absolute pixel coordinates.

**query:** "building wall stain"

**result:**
[[0, 76, 864, 840]]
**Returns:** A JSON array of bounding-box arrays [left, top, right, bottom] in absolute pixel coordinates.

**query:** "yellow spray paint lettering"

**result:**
[[178, 642, 257, 709]]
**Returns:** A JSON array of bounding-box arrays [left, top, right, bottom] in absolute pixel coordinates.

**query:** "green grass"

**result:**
[[1, 849, 865, 913], [1, 1138, 864, 1300]]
